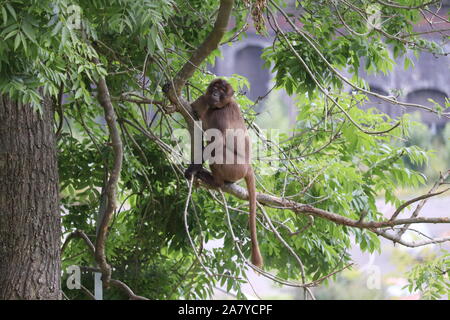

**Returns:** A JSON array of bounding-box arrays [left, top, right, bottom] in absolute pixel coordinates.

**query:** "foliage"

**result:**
[[405, 252, 450, 300], [398, 115, 450, 180], [1, 0, 447, 299]]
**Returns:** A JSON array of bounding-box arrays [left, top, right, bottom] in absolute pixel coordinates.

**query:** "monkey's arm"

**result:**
[[184, 138, 214, 181], [191, 95, 208, 120], [184, 95, 210, 179], [184, 141, 223, 188]]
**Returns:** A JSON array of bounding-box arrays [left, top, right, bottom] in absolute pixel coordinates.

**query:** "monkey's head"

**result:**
[[206, 79, 234, 109]]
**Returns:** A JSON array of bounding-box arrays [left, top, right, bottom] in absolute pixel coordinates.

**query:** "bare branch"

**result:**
[[109, 280, 149, 300], [93, 56, 124, 287], [183, 176, 213, 277], [220, 191, 350, 292], [61, 229, 95, 255], [80, 284, 96, 300], [372, 229, 450, 248], [395, 170, 450, 238], [259, 205, 307, 279], [258, 203, 311, 299], [390, 188, 450, 221], [305, 263, 354, 288], [113, 94, 177, 114]]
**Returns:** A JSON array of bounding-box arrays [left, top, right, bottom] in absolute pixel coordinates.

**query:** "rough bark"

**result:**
[[0, 95, 61, 300]]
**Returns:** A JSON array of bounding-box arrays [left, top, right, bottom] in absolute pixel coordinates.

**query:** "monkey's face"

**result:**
[[206, 79, 234, 108]]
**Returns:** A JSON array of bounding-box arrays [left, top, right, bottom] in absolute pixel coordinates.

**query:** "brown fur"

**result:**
[[186, 79, 263, 268]]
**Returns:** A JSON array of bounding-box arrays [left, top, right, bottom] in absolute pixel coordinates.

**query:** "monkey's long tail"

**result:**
[[245, 166, 263, 269]]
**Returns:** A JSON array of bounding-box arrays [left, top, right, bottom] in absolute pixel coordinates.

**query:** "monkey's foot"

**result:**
[[184, 163, 203, 180], [185, 165, 224, 189], [195, 170, 223, 188]]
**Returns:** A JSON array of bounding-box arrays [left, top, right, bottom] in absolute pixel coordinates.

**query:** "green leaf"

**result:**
[[51, 21, 62, 36], [75, 87, 83, 99], [155, 35, 164, 53], [20, 32, 27, 53], [1, 6, 7, 25], [21, 20, 37, 43], [5, 3, 16, 21], [14, 32, 21, 50], [61, 27, 69, 46], [3, 28, 18, 40], [404, 56, 414, 70]]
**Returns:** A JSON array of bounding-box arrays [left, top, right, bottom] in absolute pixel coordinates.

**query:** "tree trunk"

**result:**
[[0, 95, 61, 300]]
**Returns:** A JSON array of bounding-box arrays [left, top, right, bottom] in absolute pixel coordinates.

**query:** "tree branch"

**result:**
[[163, 0, 235, 163], [61, 229, 95, 255], [109, 280, 149, 300], [372, 229, 450, 248], [62, 230, 149, 300], [394, 170, 450, 239], [195, 179, 449, 230], [172, 0, 235, 93], [390, 187, 450, 221], [93, 57, 124, 287]]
